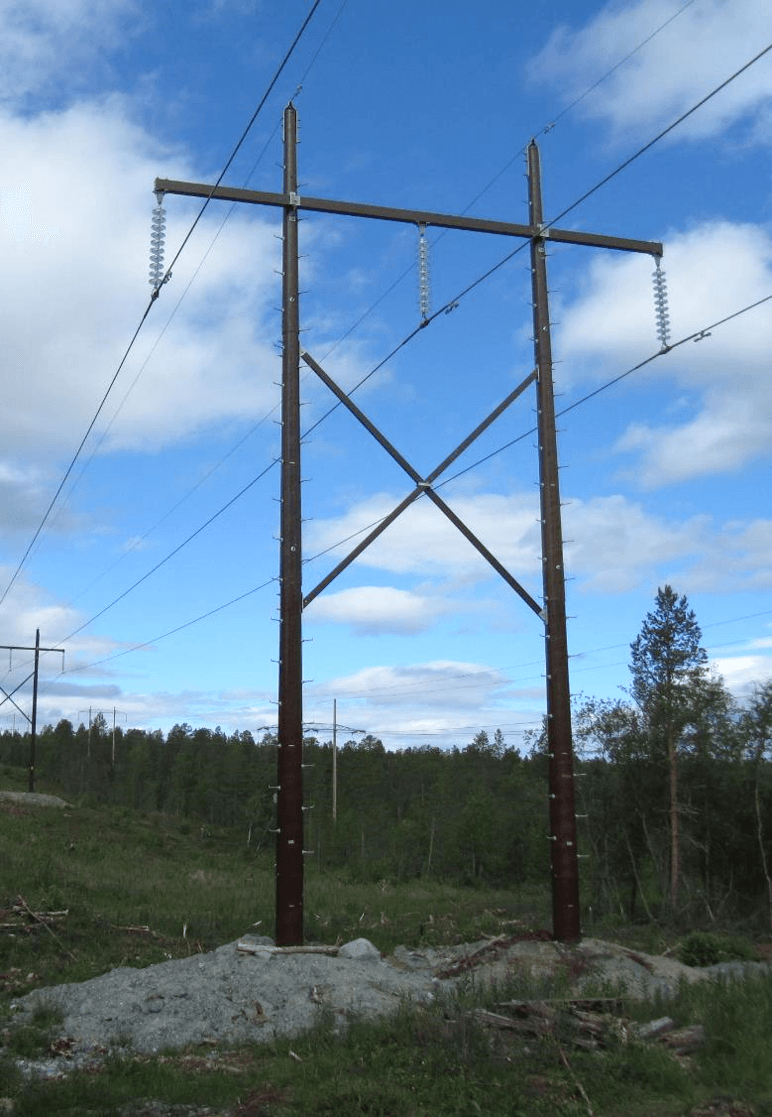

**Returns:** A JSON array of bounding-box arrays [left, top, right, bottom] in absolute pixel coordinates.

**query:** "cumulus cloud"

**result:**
[[305, 489, 543, 581], [530, 0, 772, 144], [565, 501, 772, 595], [685, 519, 772, 592], [563, 496, 706, 592], [305, 585, 455, 635], [301, 659, 545, 748], [710, 654, 772, 693], [0, 97, 287, 467], [305, 484, 772, 601], [0, 463, 87, 540], [315, 660, 514, 708], [0, 0, 140, 106], [555, 221, 772, 486], [0, 567, 128, 676]]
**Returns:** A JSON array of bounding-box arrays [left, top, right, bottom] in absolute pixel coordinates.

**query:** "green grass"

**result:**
[[0, 791, 546, 994], [2, 788, 772, 1115]]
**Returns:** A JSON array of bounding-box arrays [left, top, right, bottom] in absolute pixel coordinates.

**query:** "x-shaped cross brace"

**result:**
[[300, 350, 542, 618]]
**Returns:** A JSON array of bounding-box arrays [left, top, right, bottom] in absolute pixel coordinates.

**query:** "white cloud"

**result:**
[[0, 565, 143, 669], [566, 501, 772, 595], [0, 0, 140, 105], [530, 0, 772, 144], [305, 585, 454, 635], [305, 490, 542, 580], [313, 659, 517, 710], [685, 519, 772, 592], [710, 653, 772, 693], [564, 496, 705, 592], [302, 659, 544, 748], [0, 462, 87, 540], [307, 479, 772, 602], [556, 220, 772, 486], [0, 97, 287, 470]]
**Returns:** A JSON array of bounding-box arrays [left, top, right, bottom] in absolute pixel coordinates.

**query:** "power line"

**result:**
[[21, 26, 772, 665], [53, 459, 279, 647], [439, 292, 772, 488], [157, 0, 325, 291], [462, 0, 698, 213], [62, 577, 278, 676], [50, 286, 770, 669], [310, 0, 698, 369], [33, 2, 350, 606], [0, 0, 324, 609], [31, 8, 747, 607], [548, 38, 772, 229], [301, 37, 772, 444], [0, 304, 157, 610]]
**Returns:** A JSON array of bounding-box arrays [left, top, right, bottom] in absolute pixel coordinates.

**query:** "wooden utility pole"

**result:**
[[155, 111, 662, 944], [528, 142, 580, 941], [274, 103, 305, 945], [332, 698, 338, 822]]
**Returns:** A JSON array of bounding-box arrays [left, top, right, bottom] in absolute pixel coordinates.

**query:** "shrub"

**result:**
[[678, 930, 756, 968]]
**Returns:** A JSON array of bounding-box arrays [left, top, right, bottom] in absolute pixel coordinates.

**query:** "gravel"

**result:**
[[5, 935, 450, 1079], [5, 932, 771, 1082]]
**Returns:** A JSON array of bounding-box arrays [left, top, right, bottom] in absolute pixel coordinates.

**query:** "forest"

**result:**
[[2, 585, 771, 931]]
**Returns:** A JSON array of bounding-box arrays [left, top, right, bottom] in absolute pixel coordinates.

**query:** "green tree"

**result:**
[[741, 681, 772, 931], [629, 585, 709, 911]]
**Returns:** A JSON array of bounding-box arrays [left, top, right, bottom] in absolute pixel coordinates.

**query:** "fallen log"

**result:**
[[496, 997, 626, 1014], [236, 941, 340, 957]]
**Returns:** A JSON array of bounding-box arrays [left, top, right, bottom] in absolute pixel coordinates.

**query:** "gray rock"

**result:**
[[0, 790, 69, 808], [338, 937, 381, 962], [704, 959, 771, 980], [393, 945, 434, 970]]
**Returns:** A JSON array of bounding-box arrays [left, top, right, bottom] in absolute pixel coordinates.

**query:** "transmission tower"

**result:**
[[154, 104, 663, 945]]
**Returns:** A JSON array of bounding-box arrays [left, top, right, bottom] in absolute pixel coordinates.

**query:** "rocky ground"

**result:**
[[6, 928, 770, 1084]]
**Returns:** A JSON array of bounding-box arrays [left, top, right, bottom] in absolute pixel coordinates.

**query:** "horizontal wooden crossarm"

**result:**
[[155, 179, 663, 257]]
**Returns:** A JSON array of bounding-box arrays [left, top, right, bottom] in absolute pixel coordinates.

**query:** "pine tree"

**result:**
[[629, 585, 708, 911]]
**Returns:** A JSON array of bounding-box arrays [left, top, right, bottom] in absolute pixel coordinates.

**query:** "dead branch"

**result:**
[[557, 1044, 594, 1116], [16, 895, 75, 960], [109, 924, 162, 937]]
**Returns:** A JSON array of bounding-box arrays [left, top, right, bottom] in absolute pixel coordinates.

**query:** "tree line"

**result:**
[[1, 585, 771, 928]]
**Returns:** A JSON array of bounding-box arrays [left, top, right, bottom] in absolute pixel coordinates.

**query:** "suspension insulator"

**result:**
[[652, 258, 671, 349], [418, 223, 431, 321], [149, 202, 167, 288]]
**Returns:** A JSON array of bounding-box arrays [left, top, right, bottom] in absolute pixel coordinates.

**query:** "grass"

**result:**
[[0, 788, 546, 992], [5, 974, 772, 1115], [2, 783, 772, 1115]]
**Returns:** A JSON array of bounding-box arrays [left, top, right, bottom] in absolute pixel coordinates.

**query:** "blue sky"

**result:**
[[0, 0, 771, 750]]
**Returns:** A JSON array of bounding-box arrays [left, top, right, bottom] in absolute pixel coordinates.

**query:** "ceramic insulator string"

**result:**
[[418, 223, 431, 320], [149, 199, 167, 289], [652, 257, 671, 349]]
